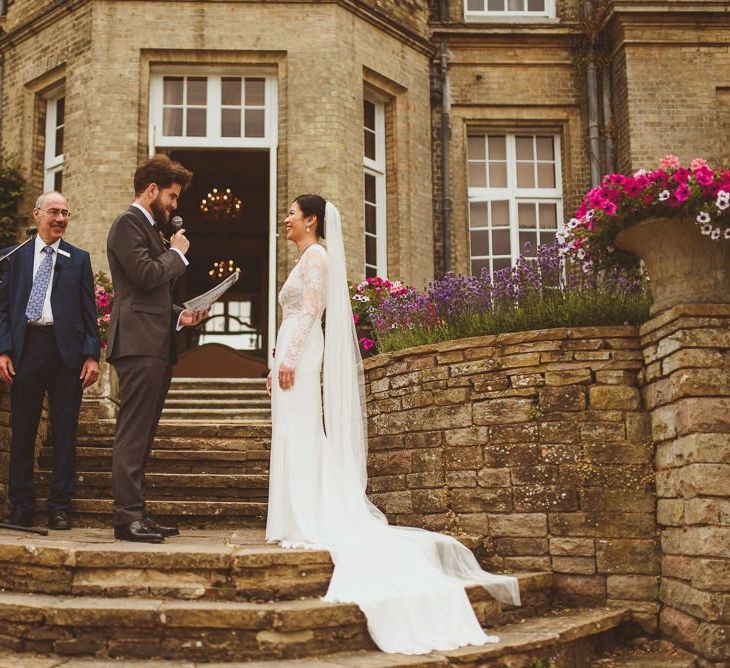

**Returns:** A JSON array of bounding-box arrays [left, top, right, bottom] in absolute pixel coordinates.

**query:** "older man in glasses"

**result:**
[[0, 191, 100, 530]]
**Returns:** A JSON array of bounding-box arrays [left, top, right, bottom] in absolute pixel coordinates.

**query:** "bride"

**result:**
[[265, 194, 520, 654]]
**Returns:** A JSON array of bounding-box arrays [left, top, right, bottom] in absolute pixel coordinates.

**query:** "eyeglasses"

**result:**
[[39, 207, 71, 219]]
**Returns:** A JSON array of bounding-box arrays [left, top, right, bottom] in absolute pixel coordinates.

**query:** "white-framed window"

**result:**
[[467, 133, 563, 276], [363, 96, 387, 278], [43, 92, 65, 192], [150, 72, 275, 148], [198, 300, 261, 350], [465, 0, 555, 19]]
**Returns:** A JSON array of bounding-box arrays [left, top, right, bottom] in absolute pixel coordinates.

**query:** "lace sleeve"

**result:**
[[281, 247, 328, 368]]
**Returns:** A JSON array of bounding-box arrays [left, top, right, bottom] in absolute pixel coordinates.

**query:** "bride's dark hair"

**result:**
[[294, 194, 326, 239]]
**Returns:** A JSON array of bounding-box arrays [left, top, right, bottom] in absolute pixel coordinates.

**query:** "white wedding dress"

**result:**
[[266, 204, 520, 654]]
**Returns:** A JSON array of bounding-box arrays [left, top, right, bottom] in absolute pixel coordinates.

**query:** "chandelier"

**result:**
[[200, 187, 243, 224], [208, 259, 241, 280]]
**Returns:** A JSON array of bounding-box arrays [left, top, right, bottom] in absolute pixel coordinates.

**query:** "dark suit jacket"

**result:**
[[0, 238, 100, 369], [106, 205, 186, 364]]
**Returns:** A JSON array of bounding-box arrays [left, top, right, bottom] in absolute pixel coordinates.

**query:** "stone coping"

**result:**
[[363, 325, 640, 369]]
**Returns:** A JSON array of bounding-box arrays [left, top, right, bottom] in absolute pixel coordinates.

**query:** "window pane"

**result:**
[[471, 258, 489, 277], [56, 97, 65, 126], [487, 0, 504, 9], [364, 129, 376, 160], [493, 257, 511, 272], [507, 0, 524, 10], [163, 77, 184, 105], [492, 228, 511, 256], [539, 203, 557, 229], [221, 108, 241, 137], [527, 0, 545, 10], [516, 162, 535, 188], [222, 77, 241, 106], [365, 203, 377, 235], [515, 136, 534, 160], [469, 201, 488, 229], [244, 109, 265, 137], [491, 200, 510, 227], [488, 135, 506, 161], [54, 127, 64, 157], [537, 162, 556, 188], [519, 231, 538, 256], [187, 77, 207, 106], [536, 136, 554, 161], [468, 136, 485, 161], [364, 100, 376, 131], [163, 107, 183, 136], [366, 265, 377, 278], [488, 163, 507, 188], [366, 235, 377, 265], [187, 108, 207, 137], [470, 230, 489, 257], [468, 163, 487, 188], [518, 203, 537, 229], [53, 170, 63, 192], [245, 78, 266, 106], [365, 173, 376, 203], [467, 0, 484, 9]]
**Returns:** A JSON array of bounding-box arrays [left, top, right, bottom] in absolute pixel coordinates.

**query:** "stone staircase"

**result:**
[[161, 377, 271, 421], [0, 378, 654, 665]]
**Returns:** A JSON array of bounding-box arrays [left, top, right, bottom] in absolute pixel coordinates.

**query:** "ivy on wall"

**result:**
[[0, 163, 25, 249]]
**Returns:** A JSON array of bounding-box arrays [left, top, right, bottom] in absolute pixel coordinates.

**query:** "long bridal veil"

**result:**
[[316, 202, 520, 654]]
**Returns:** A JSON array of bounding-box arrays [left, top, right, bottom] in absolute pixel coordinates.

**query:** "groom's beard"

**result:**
[[150, 194, 171, 227]]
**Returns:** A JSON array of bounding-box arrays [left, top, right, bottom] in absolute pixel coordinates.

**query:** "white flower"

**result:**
[[701, 223, 713, 235], [581, 261, 592, 273], [607, 246, 615, 254], [696, 211, 711, 224], [658, 190, 671, 202], [725, 228, 730, 240], [633, 169, 648, 178], [567, 218, 580, 230], [717, 190, 730, 211], [585, 210, 595, 221], [711, 227, 721, 240], [556, 230, 566, 243], [361, 295, 370, 302], [576, 248, 587, 260]]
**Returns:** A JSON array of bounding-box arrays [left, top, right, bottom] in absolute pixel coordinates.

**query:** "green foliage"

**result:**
[[0, 163, 25, 249], [376, 282, 651, 353]]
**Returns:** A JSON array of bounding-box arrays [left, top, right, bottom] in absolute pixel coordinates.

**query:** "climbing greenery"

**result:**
[[0, 162, 25, 248]]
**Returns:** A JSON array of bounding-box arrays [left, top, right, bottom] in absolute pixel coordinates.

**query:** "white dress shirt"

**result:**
[[28, 236, 61, 326], [131, 202, 187, 331]]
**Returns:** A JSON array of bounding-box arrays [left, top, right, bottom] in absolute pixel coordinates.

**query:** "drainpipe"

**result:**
[[439, 40, 452, 274], [586, 51, 601, 186], [601, 65, 614, 174]]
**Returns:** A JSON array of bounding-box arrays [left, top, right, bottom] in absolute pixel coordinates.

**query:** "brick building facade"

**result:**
[[0, 0, 728, 357]]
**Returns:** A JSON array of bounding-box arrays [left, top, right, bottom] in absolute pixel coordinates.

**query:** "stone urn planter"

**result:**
[[615, 216, 730, 315]]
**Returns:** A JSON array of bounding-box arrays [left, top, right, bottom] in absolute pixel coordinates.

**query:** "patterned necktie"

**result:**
[[25, 245, 55, 321]]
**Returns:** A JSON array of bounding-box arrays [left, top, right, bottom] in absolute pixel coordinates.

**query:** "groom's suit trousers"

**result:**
[[111, 355, 172, 526]]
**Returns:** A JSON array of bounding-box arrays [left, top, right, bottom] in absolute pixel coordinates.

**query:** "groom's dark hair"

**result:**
[[294, 194, 326, 239], [134, 154, 193, 195]]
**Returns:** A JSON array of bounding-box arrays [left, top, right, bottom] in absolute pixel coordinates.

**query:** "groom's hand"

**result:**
[[180, 306, 210, 327], [278, 363, 295, 391]]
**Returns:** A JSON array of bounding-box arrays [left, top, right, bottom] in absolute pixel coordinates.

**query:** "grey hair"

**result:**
[[35, 191, 66, 209]]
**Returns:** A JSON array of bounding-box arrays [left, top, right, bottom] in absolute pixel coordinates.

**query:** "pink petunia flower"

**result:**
[[359, 337, 375, 351], [353, 313, 360, 325], [659, 155, 681, 171], [690, 158, 710, 172]]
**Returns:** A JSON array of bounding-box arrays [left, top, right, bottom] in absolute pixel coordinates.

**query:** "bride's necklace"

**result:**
[[296, 241, 317, 263]]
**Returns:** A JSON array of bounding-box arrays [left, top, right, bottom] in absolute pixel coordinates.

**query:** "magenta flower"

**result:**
[[690, 158, 710, 172], [659, 154, 681, 170], [359, 337, 375, 351]]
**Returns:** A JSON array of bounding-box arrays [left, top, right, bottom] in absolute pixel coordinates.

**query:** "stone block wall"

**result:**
[[641, 304, 730, 665], [363, 325, 660, 631]]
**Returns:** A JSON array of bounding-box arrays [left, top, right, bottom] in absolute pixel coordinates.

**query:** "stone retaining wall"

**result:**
[[641, 304, 730, 664], [363, 326, 660, 631]]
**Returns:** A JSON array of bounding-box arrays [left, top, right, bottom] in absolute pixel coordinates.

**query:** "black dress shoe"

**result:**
[[114, 519, 164, 543], [143, 514, 179, 537], [1, 508, 34, 527], [48, 510, 72, 530]]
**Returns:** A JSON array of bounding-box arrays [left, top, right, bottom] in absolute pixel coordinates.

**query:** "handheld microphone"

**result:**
[[163, 216, 184, 246], [0, 227, 39, 263]]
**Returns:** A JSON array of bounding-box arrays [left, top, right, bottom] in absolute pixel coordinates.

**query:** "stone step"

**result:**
[[170, 378, 268, 391], [0, 593, 631, 664], [164, 398, 270, 409], [591, 637, 699, 667], [33, 499, 268, 529], [0, 528, 550, 610], [36, 472, 270, 501], [40, 447, 271, 475], [166, 389, 270, 400], [77, 420, 272, 439], [160, 408, 272, 420]]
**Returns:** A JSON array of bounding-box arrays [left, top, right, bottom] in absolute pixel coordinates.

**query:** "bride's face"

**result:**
[[285, 201, 313, 242]]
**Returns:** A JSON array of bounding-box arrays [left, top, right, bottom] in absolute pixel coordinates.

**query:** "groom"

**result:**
[[106, 155, 207, 543]]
